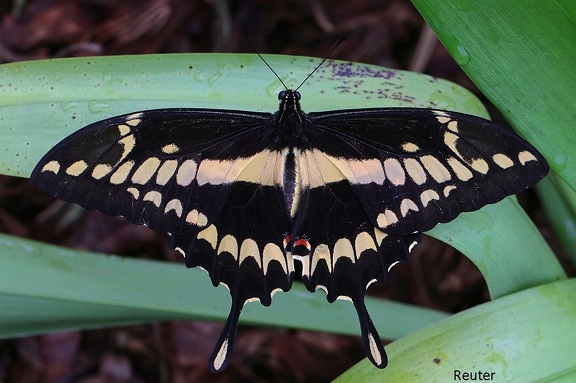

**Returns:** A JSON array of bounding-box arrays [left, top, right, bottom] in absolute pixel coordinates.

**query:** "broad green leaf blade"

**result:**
[[412, 0, 576, 190], [333, 278, 576, 383], [0, 232, 448, 339], [429, 197, 565, 299], [0, 54, 488, 178]]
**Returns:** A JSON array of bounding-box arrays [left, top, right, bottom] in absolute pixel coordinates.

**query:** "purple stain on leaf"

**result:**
[[326, 62, 399, 79]]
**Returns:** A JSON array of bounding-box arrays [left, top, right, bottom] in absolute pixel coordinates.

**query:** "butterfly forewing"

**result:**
[[306, 108, 549, 235], [31, 109, 277, 236], [31, 88, 549, 373]]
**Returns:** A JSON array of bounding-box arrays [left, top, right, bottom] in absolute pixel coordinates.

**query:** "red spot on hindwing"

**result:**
[[293, 237, 311, 256]]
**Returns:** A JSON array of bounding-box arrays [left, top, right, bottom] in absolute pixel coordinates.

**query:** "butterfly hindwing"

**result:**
[[292, 180, 420, 367], [170, 181, 293, 372], [307, 108, 549, 235]]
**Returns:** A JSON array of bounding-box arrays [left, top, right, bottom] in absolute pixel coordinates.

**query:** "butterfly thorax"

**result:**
[[274, 90, 311, 148]]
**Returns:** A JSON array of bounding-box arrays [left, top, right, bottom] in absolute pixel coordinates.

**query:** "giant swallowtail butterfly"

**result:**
[[30, 59, 548, 372]]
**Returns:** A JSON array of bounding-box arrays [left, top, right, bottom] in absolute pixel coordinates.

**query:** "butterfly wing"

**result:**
[[31, 109, 280, 235], [170, 180, 294, 372], [30, 108, 295, 372], [306, 108, 549, 236], [290, 107, 548, 367], [292, 179, 420, 367]]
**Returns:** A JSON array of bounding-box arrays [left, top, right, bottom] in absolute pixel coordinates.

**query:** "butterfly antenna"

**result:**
[[246, 32, 345, 91], [294, 37, 345, 91], [245, 32, 290, 90]]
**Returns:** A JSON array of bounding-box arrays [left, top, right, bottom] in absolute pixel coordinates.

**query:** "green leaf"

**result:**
[[333, 278, 576, 382], [412, 0, 576, 191], [0, 232, 448, 339], [429, 197, 565, 299]]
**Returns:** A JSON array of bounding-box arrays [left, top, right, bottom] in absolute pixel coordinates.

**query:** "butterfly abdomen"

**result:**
[[282, 149, 302, 218]]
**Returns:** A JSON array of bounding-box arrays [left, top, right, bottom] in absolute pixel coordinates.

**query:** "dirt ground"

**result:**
[[0, 0, 567, 382]]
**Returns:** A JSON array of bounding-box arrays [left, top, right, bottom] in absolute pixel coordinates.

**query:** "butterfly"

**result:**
[[30, 63, 548, 372]]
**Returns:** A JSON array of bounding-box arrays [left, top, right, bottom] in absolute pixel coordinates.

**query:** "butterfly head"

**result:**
[[278, 89, 301, 112]]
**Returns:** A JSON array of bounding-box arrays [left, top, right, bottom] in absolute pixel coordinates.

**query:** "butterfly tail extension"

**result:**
[[353, 296, 387, 368], [209, 299, 242, 372]]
